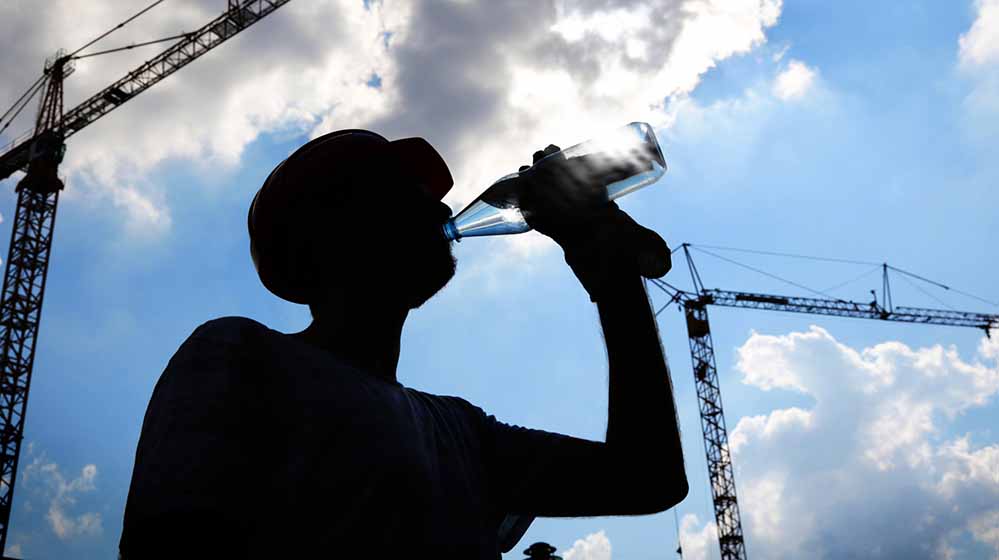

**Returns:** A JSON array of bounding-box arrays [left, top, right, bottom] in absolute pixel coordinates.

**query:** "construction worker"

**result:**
[[118, 129, 688, 559]]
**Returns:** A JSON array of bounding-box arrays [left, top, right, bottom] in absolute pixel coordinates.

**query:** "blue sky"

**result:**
[[1, 1, 997, 559]]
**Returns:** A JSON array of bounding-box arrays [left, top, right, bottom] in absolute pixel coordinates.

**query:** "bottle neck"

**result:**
[[442, 218, 461, 242]]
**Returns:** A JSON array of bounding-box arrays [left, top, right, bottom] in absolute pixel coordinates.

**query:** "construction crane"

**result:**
[[650, 244, 999, 560], [0, 1, 291, 553]]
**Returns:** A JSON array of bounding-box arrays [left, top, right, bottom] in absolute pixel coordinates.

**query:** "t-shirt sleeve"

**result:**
[[459, 399, 607, 518]]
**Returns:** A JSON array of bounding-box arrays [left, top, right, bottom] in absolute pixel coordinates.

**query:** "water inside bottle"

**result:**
[[442, 123, 666, 241], [441, 174, 531, 241]]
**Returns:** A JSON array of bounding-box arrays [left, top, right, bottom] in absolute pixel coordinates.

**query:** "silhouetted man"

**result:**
[[118, 129, 687, 559]]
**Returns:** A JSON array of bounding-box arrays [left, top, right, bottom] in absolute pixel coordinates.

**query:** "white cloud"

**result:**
[[677, 514, 717, 560], [772, 43, 790, 63], [19, 445, 103, 541], [2, 0, 784, 258], [933, 436, 999, 500], [729, 407, 813, 454], [959, 0, 999, 66], [6, 543, 21, 557], [772, 60, 817, 100], [687, 326, 999, 558], [980, 329, 999, 360], [958, 0, 999, 145], [968, 510, 999, 552], [561, 529, 612, 560]]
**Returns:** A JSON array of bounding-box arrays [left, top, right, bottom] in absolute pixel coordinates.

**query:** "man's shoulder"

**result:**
[[163, 316, 273, 371], [406, 389, 490, 425], [187, 315, 272, 345], [154, 317, 275, 405]]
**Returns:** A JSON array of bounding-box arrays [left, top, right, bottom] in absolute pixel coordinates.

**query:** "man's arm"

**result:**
[[598, 272, 688, 510], [482, 272, 688, 517]]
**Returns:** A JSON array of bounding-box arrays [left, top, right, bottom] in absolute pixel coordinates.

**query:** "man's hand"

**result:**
[[517, 145, 672, 302]]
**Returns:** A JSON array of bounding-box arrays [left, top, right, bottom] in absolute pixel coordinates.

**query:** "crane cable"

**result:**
[[0, 75, 48, 136], [0, 74, 47, 127], [70, 32, 194, 61], [691, 245, 845, 302], [68, 0, 167, 59], [887, 264, 999, 307], [895, 272, 955, 311], [691, 243, 879, 266], [819, 264, 882, 296], [0, 74, 49, 142], [1, 0, 166, 140], [687, 243, 999, 309], [673, 507, 683, 558]]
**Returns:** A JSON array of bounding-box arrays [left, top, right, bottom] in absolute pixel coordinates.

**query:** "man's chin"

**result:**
[[408, 254, 456, 309]]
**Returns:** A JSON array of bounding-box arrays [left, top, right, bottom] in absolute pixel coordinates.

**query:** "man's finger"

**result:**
[[533, 144, 562, 164]]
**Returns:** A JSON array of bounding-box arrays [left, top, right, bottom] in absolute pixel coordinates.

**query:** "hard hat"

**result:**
[[247, 129, 454, 304]]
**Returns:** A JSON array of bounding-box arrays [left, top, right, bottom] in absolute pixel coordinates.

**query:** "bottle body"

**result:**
[[442, 122, 666, 242]]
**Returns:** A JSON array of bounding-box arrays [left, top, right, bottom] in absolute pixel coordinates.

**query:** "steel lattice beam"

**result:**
[[0, 187, 59, 552], [700, 289, 998, 331], [683, 300, 747, 560]]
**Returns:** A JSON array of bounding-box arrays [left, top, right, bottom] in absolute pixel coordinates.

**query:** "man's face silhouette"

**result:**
[[309, 160, 456, 311]]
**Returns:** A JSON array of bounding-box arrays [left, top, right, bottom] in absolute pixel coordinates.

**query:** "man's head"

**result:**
[[248, 129, 457, 314]]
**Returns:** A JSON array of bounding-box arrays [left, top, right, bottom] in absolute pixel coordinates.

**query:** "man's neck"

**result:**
[[290, 302, 408, 385]]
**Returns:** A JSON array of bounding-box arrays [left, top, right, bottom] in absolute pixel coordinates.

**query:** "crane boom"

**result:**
[[698, 289, 998, 331], [0, 0, 291, 182], [0, 1, 292, 553]]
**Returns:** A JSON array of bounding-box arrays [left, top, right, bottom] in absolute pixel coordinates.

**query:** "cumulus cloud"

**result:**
[[681, 326, 999, 558], [957, 0, 999, 143], [959, 0, 999, 67], [772, 60, 817, 100], [2, 0, 783, 250], [968, 509, 999, 553], [561, 529, 612, 560], [19, 443, 103, 540], [677, 514, 718, 560]]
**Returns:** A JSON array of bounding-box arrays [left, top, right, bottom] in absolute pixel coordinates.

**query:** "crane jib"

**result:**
[[0, 0, 292, 183]]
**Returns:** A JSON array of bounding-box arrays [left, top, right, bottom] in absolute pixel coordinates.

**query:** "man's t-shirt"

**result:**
[[119, 316, 581, 559]]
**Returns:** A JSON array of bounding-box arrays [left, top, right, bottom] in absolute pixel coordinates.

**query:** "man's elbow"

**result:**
[[661, 475, 690, 510], [654, 476, 689, 513], [624, 472, 689, 515]]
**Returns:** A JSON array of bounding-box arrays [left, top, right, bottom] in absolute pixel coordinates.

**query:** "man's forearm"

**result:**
[[597, 273, 685, 480]]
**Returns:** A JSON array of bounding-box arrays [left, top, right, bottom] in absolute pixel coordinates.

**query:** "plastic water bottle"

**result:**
[[442, 122, 667, 242]]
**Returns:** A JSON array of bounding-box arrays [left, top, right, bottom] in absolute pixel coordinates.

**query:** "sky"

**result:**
[[0, 0, 998, 558]]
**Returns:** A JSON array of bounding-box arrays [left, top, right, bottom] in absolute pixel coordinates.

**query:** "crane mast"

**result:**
[[651, 244, 998, 560], [0, 1, 291, 552]]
